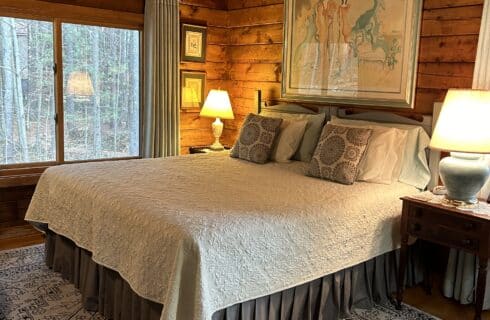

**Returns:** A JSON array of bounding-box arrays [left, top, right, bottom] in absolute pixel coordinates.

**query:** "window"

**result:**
[[0, 17, 56, 164], [0, 17, 140, 166], [63, 24, 140, 161]]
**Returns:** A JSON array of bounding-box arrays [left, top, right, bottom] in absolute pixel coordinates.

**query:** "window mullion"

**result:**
[[53, 19, 64, 163]]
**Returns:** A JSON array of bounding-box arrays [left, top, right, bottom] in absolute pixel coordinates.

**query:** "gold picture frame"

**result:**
[[181, 71, 206, 110], [181, 24, 207, 63], [282, 0, 423, 109]]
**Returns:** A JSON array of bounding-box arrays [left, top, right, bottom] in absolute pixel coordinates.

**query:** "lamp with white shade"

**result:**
[[199, 89, 234, 150], [430, 89, 490, 206]]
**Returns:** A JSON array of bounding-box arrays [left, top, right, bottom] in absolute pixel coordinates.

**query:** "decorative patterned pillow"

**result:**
[[230, 114, 283, 164], [308, 124, 372, 185]]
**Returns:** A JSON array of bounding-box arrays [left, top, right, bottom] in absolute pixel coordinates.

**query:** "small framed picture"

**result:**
[[181, 24, 207, 63], [181, 71, 206, 110]]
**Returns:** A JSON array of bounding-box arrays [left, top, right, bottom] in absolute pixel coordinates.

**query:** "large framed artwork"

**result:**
[[282, 0, 423, 108]]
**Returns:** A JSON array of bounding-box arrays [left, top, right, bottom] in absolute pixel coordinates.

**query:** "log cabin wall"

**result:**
[[226, 0, 283, 134], [224, 0, 483, 141], [0, 185, 41, 250], [179, 0, 234, 154]]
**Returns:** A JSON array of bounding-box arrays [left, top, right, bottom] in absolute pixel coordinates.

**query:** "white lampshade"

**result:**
[[430, 89, 490, 153], [66, 71, 94, 97], [200, 89, 234, 120]]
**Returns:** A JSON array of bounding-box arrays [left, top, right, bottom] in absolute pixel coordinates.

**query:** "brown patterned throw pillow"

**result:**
[[308, 124, 372, 185], [231, 114, 283, 164]]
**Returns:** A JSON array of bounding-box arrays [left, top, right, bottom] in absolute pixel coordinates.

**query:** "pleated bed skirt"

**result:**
[[45, 229, 423, 320]]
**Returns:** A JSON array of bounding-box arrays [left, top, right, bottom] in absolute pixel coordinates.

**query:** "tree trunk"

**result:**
[[1, 19, 16, 163], [26, 21, 31, 131], [11, 18, 30, 162], [92, 30, 101, 158], [34, 21, 46, 158], [128, 31, 139, 156], [0, 38, 5, 164], [112, 29, 122, 156], [45, 79, 54, 160]]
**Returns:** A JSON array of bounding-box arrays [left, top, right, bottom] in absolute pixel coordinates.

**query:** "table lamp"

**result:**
[[430, 89, 490, 205], [200, 89, 234, 150]]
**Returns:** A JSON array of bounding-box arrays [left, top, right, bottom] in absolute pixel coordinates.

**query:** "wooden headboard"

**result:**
[[258, 92, 442, 190], [256, 90, 433, 132]]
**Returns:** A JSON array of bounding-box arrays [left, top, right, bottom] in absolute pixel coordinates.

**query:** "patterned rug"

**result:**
[[0, 245, 439, 320]]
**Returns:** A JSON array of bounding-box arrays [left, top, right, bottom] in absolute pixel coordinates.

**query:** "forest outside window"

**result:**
[[0, 17, 141, 166], [0, 17, 56, 165], [63, 24, 140, 161]]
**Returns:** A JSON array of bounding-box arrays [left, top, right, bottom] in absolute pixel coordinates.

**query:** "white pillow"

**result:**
[[261, 111, 326, 162], [330, 122, 408, 184], [271, 119, 308, 162], [330, 116, 431, 189], [358, 127, 408, 184]]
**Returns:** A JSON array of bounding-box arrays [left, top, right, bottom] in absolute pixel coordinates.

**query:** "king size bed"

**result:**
[[25, 106, 436, 320]]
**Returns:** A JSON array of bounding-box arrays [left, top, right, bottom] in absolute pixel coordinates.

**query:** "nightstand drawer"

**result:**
[[409, 204, 483, 233], [408, 218, 480, 253]]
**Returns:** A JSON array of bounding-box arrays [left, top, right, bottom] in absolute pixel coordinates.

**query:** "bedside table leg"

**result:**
[[422, 242, 432, 295], [475, 257, 488, 320], [397, 237, 408, 310]]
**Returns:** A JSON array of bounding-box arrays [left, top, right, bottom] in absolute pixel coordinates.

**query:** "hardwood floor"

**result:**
[[1, 232, 489, 320], [404, 277, 490, 320]]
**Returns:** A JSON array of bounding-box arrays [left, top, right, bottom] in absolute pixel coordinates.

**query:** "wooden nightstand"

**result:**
[[397, 196, 490, 320], [189, 146, 230, 154]]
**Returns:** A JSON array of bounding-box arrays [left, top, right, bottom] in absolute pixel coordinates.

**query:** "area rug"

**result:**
[[0, 245, 439, 320]]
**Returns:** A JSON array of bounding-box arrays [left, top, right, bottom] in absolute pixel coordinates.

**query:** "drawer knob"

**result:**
[[462, 239, 473, 247]]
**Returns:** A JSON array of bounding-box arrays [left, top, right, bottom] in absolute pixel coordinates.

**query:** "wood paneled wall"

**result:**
[[0, 186, 35, 229], [223, 0, 483, 141], [417, 0, 482, 111], [226, 0, 283, 135], [179, 0, 233, 154], [0, 185, 43, 249]]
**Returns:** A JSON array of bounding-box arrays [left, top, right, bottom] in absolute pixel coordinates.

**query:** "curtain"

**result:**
[[473, 0, 490, 201], [443, 0, 490, 308], [143, 0, 180, 158]]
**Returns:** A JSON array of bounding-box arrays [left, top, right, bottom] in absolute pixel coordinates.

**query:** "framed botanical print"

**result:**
[[181, 71, 206, 110], [181, 24, 207, 63], [282, 0, 423, 109]]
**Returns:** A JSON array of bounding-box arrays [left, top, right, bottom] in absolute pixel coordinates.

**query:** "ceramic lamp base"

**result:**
[[209, 142, 224, 151], [209, 118, 224, 151], [439, 152, 490, 204]]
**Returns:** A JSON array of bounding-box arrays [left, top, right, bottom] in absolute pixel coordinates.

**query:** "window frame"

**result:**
[[0, 5, 144, 183]]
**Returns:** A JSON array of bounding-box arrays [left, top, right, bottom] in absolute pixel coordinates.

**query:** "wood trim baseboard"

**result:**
[[0, 156, 141, 188], [0, 173, 42, 188]]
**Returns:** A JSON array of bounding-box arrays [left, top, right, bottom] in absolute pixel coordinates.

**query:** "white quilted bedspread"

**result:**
[[25, 153, 418, 320]]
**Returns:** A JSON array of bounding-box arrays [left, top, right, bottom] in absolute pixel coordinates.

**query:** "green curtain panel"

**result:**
[[143, 0, 180, 158]]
